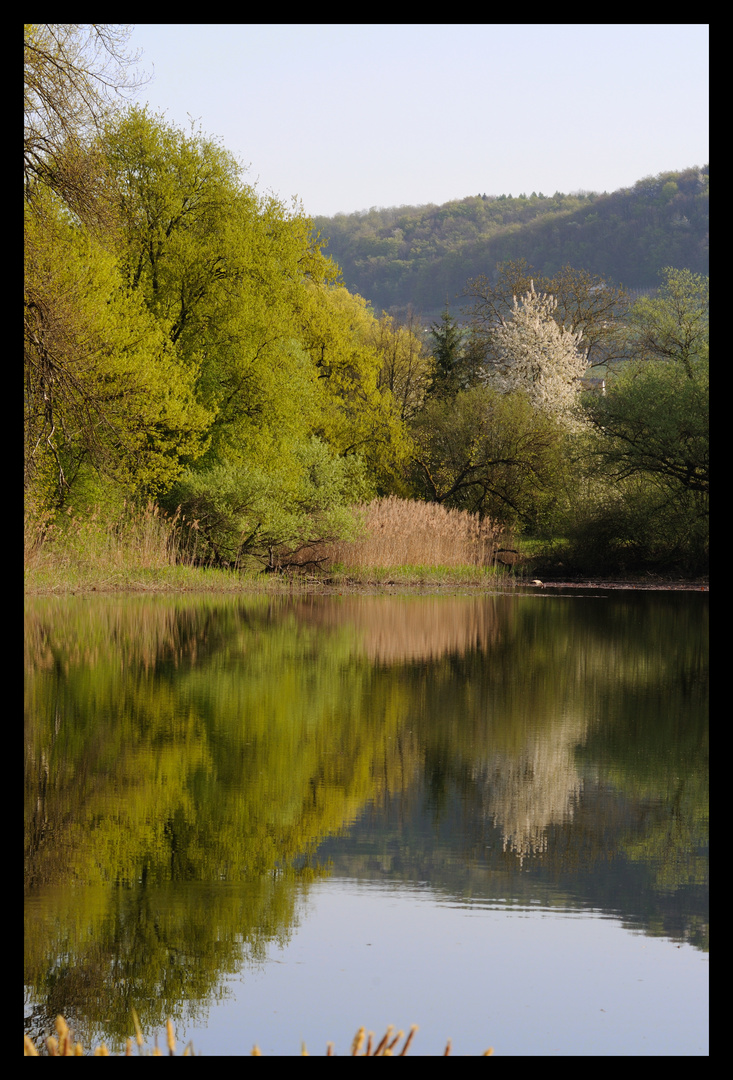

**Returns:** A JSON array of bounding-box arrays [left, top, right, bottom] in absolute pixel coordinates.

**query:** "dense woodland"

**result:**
[[314, 168, 709, 324], [24, 25, 708, 577]]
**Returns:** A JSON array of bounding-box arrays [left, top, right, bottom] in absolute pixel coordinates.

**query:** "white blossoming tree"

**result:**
[[486, 283, 588, 418]]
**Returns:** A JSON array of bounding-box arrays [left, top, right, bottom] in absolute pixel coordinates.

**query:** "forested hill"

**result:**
[[313, 165, 709, 321]]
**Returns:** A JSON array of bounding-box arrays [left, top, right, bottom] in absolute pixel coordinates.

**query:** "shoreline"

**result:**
[[24, 573, 710, 597]]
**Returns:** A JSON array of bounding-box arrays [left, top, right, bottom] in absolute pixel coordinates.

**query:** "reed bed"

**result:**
[[23, 500, 263, 592], [299, 496, 508, 572], [24, 500, 186, 575], [24, 494, 512, 591], [23, 1015, 494, 1056]]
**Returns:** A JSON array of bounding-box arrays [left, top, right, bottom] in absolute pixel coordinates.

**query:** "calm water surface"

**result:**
[[24, 590, 708, 1055]]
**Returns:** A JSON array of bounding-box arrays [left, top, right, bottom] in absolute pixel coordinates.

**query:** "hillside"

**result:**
[[312, 166, 709, 322]]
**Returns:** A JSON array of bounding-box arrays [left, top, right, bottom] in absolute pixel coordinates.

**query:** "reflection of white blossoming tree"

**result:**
[[486, 283, 588, 418]]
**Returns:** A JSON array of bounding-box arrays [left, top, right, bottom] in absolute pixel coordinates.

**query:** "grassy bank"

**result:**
[[27, 495, 705, 594], [24, 497, 517, 594]]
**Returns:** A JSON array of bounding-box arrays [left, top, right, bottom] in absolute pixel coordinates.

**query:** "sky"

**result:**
[[124, 24, 709, 220]]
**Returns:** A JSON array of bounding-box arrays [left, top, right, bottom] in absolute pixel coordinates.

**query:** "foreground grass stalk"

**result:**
[[24, 1017, 494, 1056]]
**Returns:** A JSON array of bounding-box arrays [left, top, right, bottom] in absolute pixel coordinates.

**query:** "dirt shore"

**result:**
[[310, 577, 709, 594], [514, 580, 708, 591]]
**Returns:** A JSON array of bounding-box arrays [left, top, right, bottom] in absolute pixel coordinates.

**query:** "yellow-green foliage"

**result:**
[[24, 1015, 494, 1056]]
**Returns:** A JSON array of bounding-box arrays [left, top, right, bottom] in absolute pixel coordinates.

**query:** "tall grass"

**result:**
[[299, 496, 509, 573], [24, 495, 512, 592], [23, 500, 255, 592], [25, 500, 183, 575]]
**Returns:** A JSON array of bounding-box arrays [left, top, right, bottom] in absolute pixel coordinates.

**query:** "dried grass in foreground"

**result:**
[[24, 1015, 494, 1056]]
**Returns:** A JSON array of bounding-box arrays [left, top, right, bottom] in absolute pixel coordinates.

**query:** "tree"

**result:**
[[168, 437, 370, 569], [97, 107, 412, 561], [100, 107, 408, 484], [574, 268, 709, 572], [372, 308, 432, 422], [24, 190, 211, 506], [409, 384, 568, 529], [427, 306, 465, 397], [23, 28, 205, 513], [302, 285, 412, 493], [540, 264, 631, 369], [464, 259, 630, 371], [584, 357, 708, 492], [483, 283, 588, 419], [462, 258, 535, 328], [583, 267, 709, 495], [101, 108, 332, 467], [24, 24, 146, 224], [623, 267, 708, 375]]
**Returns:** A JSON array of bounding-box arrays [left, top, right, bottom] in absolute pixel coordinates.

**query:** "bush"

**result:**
[[547, 476, 708, 576], [164, 439, 372, 570]]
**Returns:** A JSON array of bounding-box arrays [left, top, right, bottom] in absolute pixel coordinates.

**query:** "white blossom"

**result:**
[[484, 282, 588, 418]]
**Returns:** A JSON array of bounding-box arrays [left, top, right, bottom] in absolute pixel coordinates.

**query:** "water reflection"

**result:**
[[24, 592, 708, 1051]]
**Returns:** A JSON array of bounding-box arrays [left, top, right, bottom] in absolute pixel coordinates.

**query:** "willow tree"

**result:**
[[24, 23, 146, 225], [24, 190, 211, 507], [24, 32, 210, 511], [99, 107, 409, 565]]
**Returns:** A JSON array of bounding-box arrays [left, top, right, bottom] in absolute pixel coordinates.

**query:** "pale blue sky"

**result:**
[[126, 24, 709, 218]]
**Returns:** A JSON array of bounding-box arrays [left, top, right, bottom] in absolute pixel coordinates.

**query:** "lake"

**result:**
[[24, 589, 708, 1055]]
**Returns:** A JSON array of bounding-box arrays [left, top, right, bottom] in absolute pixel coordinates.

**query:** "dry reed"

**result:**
[[24, 500, 190, 575], [23, 1016, 493, 1056], [24, 495, 510, 588], [299, 496, 508, 572], [23, 499, 251, 592]]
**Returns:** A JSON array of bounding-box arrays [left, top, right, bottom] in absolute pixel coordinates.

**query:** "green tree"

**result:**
[[372, 308, 432, 422], [573, 268, 709, 572], [24, 27, 203, 514], [623, 267, 709, 374], [24, 24, 146, 225], [582, 359, 708, 496], [99, 107, 412, 563], [303, 285, 412, 493], [410, 384, 567, 528], [427, 306, 465, 397], [101, 106, 410, 485], [168, 438, 370, 569], [24, 190, 211, 507], [583, 267, 709, 497]]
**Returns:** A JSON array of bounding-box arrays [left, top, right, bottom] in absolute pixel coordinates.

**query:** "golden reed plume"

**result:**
[[24, 1016, 494, 1056]]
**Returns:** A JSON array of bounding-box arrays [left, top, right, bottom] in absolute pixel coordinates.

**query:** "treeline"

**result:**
[[24, 25, 431, 570], [313, 167, 709, 322], [24, 26, 708, 577]]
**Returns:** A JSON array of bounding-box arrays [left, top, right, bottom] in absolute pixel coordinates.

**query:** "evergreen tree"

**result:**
[[428, 306, 464, 397]]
